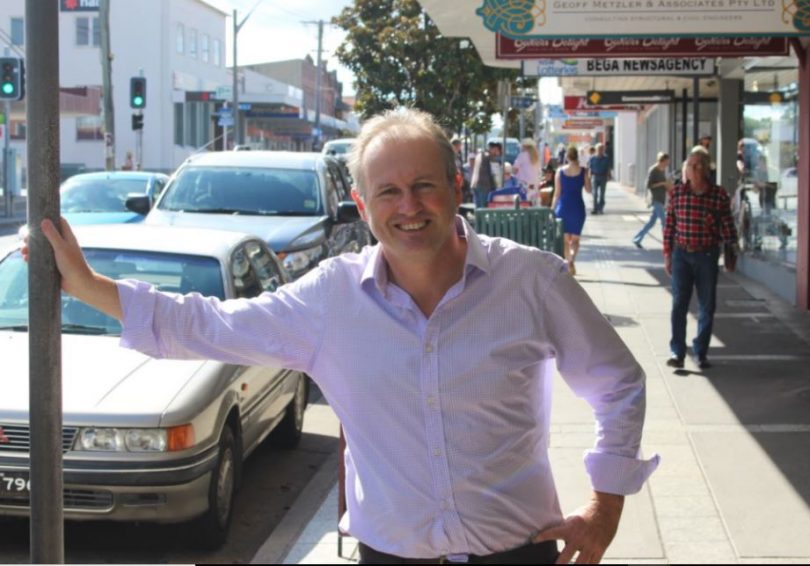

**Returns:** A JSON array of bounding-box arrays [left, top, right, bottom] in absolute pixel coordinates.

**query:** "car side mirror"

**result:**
[[125, 194, 151, 216], [336, 201, 360, 223]]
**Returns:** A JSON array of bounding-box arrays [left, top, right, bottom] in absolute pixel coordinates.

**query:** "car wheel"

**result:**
[[197, 425, 238, 549], [269, 374, 309, 449]]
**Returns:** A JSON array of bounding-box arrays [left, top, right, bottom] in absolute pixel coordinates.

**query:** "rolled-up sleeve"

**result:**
[[542, 265, 660, 495], [117, 263, 331, 374]]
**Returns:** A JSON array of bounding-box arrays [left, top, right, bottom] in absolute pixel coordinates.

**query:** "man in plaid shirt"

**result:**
[[663, 148, 737, 370]]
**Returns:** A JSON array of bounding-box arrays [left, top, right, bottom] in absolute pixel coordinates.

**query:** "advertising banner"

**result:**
[[524, 58, 715, 76], [478, 0, 810, 39], [497, 36, 791, 59]]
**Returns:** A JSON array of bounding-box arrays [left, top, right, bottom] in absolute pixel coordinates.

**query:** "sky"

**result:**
[[205, 0, 357, 95]]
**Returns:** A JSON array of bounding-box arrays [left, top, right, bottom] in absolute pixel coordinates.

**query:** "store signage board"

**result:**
[[478, 1, 810, 39], [586, 90, 675, 105], [524, 58, 715, 77], [497, 36, 791, 59]]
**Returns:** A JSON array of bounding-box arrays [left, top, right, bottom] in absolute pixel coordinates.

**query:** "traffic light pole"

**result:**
[[3, 99, 9, 218], [100, 0, 115, 170], [25, 0, 65, 561]]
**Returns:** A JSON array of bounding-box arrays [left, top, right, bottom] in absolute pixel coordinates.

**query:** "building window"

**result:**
[[176, 23, 184, 54], [10, 120, 26, 140], [186, 103, 198, 147], [76, 116, 104, 141], [201, 34, 209, 63], [11, 17, 24, 46], [76, 16, 100, 47], [188, 28, 197, 59], [174, 102, 184, 146], [213, 39, 221, 66]]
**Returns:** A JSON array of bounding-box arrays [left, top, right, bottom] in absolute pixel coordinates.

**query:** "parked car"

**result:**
[[0, 224, 307, 547], [322, 138, 355, 164], [17, 171, 169, 239], [137, 151, 371, 279]]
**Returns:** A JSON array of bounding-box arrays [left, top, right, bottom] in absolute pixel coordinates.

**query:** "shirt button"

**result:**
[[433, 448, 441, 457], [425, 344, 433, 353], [427, 396, 436, 407]]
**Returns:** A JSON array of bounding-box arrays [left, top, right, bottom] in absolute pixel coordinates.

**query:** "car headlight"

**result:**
[[76, 425, 194, 452], [279, 245, 324, 277]]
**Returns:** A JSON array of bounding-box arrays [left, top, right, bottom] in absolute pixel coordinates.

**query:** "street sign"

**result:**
[[218, 115, 234, 127], [218, 107, 233, 117], [238, 103, 251, 111], [510, 96, 535, 109], [586, 90, 674, 105], [215, 85, 232, 100], [743, 91, 793, 104]]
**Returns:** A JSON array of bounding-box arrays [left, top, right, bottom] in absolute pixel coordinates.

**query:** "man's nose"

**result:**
[[398, 188, 422, 214]]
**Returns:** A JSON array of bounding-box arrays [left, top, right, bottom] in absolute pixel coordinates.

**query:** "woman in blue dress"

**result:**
[[552, 145, 592, 275]]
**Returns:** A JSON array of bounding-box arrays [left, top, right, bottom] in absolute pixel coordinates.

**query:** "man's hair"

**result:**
[[347, 107, 456, 196], [689, 145, 712, 177], [595, 143, 604, 152], [657, 152, 669, 162], [488, 141, 502, 150]]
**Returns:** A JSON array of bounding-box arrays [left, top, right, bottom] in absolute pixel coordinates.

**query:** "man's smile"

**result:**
[[396, 220, 430, 232]]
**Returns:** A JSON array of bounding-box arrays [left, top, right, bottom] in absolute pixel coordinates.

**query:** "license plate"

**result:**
[[0, 471, 30, 498]]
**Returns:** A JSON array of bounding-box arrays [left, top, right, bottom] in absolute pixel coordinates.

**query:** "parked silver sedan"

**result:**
[[0, 224, 308, 547]]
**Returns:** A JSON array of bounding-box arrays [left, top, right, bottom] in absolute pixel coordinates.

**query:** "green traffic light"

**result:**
[[1, 83, 14, 95], [133, 96, 144, 107]]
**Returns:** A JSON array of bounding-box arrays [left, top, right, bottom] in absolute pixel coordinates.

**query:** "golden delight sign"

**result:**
[[476, 0, 810, 37]]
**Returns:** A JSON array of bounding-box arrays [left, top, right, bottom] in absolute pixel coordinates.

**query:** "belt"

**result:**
[[676, 243, 719, 253], [358, 540, 559, 564]]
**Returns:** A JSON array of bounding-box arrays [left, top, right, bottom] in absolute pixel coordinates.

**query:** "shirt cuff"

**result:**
[[584, 450, 661, 495], [117, 279, 163, 357]]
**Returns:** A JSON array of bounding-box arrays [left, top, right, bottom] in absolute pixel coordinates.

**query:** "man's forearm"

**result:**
[[71, 273, 123, 321]]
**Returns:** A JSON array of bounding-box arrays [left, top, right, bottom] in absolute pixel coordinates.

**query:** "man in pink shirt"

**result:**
[[26, 108, 657, 564]]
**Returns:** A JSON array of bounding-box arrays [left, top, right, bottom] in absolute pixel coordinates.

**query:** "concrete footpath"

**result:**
[[249, 183, 809, 564]]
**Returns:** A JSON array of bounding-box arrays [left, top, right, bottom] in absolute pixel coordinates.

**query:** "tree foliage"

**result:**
[[332, 0, 517, 135]]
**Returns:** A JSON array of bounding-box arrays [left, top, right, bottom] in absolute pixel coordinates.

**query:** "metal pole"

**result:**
[[682, 88, 688, 164], [232, 9, 239, 148], [314, 19, 323, 151], [100, 0, 115, 170], [25, 0, 64, 560], [3, 99, 10, 218], [693, 76, 700, 152]]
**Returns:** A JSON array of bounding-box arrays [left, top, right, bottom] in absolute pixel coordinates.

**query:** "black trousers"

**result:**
[[358, 541, 559, 564]]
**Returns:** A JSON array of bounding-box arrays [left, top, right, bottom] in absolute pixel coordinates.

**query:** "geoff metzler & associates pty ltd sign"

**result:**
[[476, 0, 810, 37]]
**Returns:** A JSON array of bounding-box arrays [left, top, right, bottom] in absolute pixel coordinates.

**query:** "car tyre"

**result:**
[[269, 374, 309, 449], [197, 425, 238, 549]]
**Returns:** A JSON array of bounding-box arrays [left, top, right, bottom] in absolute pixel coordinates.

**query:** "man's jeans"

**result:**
[[473, 187, 489, 208], [592, 175, 608, 212], [634, 202, 665, 244], [670, 246, 720, 360]]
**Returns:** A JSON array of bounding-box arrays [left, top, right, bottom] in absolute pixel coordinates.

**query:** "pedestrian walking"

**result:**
[[121, 151, 134, 171], [27, 108, 657, 565], [633, 152, 672, 249], [588, 143, 611, 214], [512, 138, 542, 193], [470, 141, 501, 208], [553, 145, 592, 275], [664, 148, 738, 370]]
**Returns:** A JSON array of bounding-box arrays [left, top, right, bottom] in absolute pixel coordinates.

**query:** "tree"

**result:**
[[333, 0, 517, 136]]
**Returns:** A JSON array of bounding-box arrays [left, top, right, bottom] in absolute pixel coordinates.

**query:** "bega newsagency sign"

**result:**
[[476, 0, 810, 38], [524, 57, 716, 77]]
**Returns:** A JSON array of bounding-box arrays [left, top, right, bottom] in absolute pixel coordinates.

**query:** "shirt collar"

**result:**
[[360, 215, 490, 296]]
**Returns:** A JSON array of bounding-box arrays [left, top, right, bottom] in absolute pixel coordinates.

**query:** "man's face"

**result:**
[[452, 142, 462, 154], [489, 145, 501, 157], [685, 154, 706, 185], [597, 146, 604, 156], [700, 137, 711, 149], [352, 135, 462, 264]]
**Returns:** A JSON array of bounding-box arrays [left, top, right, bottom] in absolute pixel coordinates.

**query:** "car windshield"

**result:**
[[325, 142, 352, 155], [61, 177, 148, 213], [158, 166, 322, 216], [0, 249, 224, 336]]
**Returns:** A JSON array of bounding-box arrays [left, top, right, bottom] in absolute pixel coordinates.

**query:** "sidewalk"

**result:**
[[255, 183, 810, 564]]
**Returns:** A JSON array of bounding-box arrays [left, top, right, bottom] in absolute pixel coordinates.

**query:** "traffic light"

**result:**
[[130, 77, 146, 109], [131, 113, 144, 131], [0, 58, 24, 101]]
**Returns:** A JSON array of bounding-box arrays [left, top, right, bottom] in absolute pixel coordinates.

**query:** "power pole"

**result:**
[[232, 1, 263, 148], [25, 0, 65, 561], [302, 19, 325, 151], [100, 0, 115, 170], [314, 19, 323, 151]]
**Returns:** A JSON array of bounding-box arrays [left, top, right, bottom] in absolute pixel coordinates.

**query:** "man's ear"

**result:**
[[351, 188, 368, 222]]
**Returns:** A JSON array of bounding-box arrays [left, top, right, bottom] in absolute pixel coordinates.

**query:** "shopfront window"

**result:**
[[736, 72, 799, 268]]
